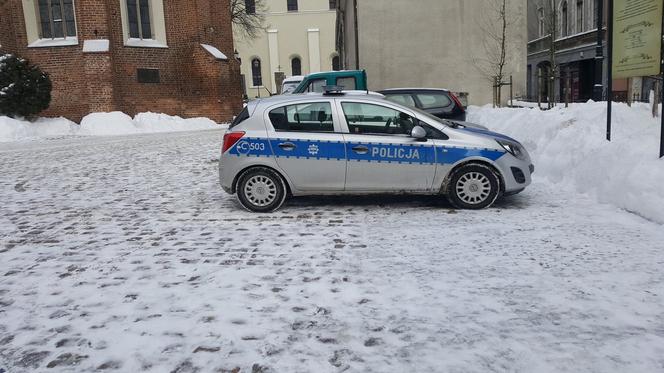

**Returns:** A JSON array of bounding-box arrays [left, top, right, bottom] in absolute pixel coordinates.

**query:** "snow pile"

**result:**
[[134, 112, 220, 132], [80, 111, 219, 136], [468, 101, 664, 224], [0, 112, 223, 142], [0, 116, 78, 141], [79, 111, 138, 136]]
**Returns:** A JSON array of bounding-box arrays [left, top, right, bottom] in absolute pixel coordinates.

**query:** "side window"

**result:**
[[385, 94, 416, 108], [269, 102, 334, 132], [416, 93, 452, 109], [336, 77, 356, 90], [341, 102, 416, 136], [306, 79, 327, 93]]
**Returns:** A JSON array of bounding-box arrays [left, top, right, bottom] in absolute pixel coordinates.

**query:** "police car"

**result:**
[[219, 88, 533, 212]]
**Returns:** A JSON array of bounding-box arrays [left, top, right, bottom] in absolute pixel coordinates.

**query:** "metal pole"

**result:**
[[660, 2, 664, 158], [510, 75, 513, 107], [593, 0, 604, 101], [607, 0, 613, 141]]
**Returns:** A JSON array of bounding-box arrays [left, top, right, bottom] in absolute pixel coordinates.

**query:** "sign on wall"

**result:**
[[612, 0, 663, 79]]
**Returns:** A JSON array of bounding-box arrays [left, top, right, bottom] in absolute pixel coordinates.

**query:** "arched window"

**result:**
[[332, 55, 341, 71], [251, 58, 262, 86], [291, 57, 302, 76], [561, 1, 568, 37]]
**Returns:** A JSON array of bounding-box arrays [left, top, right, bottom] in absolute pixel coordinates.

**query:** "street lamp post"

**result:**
[[593, 0, 604, 101]]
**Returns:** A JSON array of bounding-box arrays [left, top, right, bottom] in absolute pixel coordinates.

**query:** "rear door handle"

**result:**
[[278, 142, 296, 151], [352, 145, 369, 154]]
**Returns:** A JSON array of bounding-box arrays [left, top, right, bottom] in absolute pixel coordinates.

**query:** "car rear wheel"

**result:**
[[236, 167, 287, 212], [447, 164, 500, 209]]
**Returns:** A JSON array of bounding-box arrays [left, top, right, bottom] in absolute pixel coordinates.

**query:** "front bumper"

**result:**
[[495, 154, 534, 193]]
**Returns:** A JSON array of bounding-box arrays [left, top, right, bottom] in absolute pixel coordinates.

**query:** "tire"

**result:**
[[446, 163, 501, 209], [236, 167, 287, 212]]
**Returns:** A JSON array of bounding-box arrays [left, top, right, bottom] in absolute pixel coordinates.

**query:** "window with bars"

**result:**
[[329, 0, 337, 10], [287, 0, 298, 12], [127, 0, 152, 39], [37, 0, 76, 39]]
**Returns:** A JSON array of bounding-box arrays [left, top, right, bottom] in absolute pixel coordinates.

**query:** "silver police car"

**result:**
[[219, 89, 533, 212]]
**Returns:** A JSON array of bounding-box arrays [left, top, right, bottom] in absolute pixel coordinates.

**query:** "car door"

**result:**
[[337, 100, 437, 192], [413, 91, 455, 118], [265, 101, 346, 191]]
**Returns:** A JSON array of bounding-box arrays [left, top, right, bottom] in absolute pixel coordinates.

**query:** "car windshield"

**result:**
[[281, 81, 302, 94]]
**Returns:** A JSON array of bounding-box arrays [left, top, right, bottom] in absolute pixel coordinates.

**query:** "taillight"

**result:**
[[450, 92, 465, 112], [222, 131, 245, 153]]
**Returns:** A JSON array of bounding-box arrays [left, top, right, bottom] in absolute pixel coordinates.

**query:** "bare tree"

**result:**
[[231, 0, 268, 40], [473, 0, 517, 107]]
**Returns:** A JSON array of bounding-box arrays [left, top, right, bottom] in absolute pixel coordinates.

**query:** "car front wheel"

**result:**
[[236, 167, 287, 212], [447, 164, 500, 209]]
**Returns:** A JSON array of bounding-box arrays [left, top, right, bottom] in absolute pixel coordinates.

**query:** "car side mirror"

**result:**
[[411, 126, 427, 140]]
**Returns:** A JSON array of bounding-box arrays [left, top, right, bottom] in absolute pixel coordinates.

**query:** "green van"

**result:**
[[292, 70, 368, 94]]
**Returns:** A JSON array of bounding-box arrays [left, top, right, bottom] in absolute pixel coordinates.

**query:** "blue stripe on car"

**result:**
[[228, 137, 505, 164]]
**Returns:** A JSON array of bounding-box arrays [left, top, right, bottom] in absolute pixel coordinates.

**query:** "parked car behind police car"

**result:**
[[219, 88, 533, 212]]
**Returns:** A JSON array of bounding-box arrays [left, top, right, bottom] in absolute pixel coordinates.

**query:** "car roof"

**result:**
[[305, 70, 365, 79], [247, 91, 387, 110], [282, 75, 305, 83], [380, 88, 451, 93]]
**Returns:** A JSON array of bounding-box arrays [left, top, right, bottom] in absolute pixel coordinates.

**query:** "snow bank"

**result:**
[[79, 111, 138, 136], [468, 101, 664, 224], [0, 116, 78, 141], [0, 112, 223, 142]]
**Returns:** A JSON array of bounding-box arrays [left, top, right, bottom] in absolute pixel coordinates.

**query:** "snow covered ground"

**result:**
[[1, 128, 663, 372], [0, 112, 223, 142]]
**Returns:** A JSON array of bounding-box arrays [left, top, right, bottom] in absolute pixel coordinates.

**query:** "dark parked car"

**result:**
[[379, 88, 466, 121]]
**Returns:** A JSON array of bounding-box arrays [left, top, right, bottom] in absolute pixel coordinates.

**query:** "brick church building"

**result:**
[[0, 0, 243, 123]]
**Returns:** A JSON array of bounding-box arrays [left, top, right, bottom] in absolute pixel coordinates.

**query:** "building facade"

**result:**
[[527, 0, 606, 102], [526, 0, 656, 103], [234, 0, 338, 98], [336, 0, 528, 106], [0, 0, 243, 123]]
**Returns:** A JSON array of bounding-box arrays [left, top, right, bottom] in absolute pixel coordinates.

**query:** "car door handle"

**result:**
[[352, 145, 369, 154], [278, 142, 296, 151]]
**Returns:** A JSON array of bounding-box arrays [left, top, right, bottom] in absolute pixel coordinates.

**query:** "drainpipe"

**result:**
[[354, 0, 359, 70]]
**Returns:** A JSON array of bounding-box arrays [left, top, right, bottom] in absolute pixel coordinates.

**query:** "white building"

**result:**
[[235, 0, 339, 98]]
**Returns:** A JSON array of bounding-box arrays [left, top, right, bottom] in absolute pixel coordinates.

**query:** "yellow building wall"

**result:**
[[234, 0, 337, 98]]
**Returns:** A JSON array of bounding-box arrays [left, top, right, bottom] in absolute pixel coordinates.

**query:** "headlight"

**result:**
[[497, 140, 526, 160]]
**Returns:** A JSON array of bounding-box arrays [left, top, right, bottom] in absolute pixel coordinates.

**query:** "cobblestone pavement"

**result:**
[[1, 131, 663, 372]]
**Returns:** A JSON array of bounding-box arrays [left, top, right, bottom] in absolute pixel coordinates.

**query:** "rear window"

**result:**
[[416, 93, 452, 109], [268, 102, 334, 132], [384, 94, 416, 107], [305, 79, 327, 93], [229, 106, 250, 129], [336, 77, 356, 90]]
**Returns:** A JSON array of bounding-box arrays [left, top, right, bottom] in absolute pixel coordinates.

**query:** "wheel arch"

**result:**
[[441, 158, 506, 195], [232, 164, 293, 196]]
